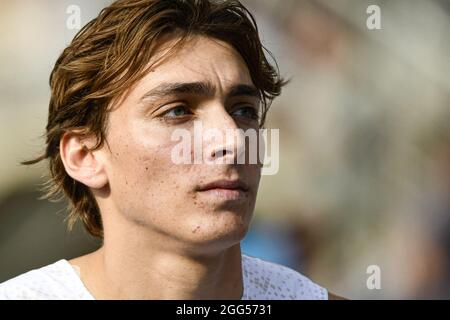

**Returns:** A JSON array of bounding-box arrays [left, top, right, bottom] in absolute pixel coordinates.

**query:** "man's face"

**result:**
[[98, 35, 262, 254]]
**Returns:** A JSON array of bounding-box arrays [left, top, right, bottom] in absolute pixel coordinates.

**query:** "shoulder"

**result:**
[[328, 292, 347, 300], [241, 254, 328, 300], [0, 260, 89, 300]]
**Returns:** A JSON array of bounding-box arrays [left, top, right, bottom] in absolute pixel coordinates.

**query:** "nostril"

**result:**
[[211, 148, 232, 159], [212, 149, 223, 158]]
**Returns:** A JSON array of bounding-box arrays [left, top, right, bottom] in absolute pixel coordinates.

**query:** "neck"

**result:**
[[70, 227, 244, 300]]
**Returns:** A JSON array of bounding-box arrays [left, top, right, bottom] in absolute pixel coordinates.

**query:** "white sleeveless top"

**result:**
[[0, 254, 328, 300]]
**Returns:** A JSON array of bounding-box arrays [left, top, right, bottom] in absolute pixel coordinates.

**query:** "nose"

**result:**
[[201, 106, 245, 165]]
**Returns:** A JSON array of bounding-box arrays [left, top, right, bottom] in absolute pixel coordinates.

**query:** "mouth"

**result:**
[[196, 179, 250, 201]]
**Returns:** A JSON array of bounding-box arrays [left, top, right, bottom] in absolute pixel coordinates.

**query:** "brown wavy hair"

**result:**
[[23, 0, 287, 238]]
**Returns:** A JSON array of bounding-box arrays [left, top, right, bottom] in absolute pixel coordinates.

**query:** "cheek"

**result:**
[[108, 126, 193, 201]]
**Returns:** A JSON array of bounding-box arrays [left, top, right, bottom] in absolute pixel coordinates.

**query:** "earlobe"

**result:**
[[59, 132, 108, 189]]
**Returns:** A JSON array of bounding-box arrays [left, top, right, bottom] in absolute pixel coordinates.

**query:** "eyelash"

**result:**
[[159, 104, 260, 122], [160, 105, 192, 119], [232, 106, 260, 121]]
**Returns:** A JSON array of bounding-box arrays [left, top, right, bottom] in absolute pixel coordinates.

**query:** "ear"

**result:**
[[59, 132, 108, 189]]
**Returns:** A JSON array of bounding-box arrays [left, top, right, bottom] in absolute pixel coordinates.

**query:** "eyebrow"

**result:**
[[140, 81, 261, 102]]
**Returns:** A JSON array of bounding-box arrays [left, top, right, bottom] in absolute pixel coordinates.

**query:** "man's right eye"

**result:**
[[160, 105, 192, 119]]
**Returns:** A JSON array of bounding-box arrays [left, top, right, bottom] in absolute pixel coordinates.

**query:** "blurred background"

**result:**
[[0, 0, 448, 299]]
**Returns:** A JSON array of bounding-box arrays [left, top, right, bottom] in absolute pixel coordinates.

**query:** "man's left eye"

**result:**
[[232, 106, 259, 120]]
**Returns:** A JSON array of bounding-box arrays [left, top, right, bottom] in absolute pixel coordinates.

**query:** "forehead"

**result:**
[[136, 35, 254, 95]]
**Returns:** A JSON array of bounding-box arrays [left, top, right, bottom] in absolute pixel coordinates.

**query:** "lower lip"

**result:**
[[197, 188, 247, 201]]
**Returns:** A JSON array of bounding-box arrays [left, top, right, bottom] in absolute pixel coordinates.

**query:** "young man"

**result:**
[[0, 0, 337, 300]]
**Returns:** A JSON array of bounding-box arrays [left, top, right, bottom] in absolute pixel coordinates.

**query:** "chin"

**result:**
[[186, 215, 251, 249], [200, 224, 249, 240]]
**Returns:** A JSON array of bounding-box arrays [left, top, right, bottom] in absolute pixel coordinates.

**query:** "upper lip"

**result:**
[[197, 179, 249, 192]]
